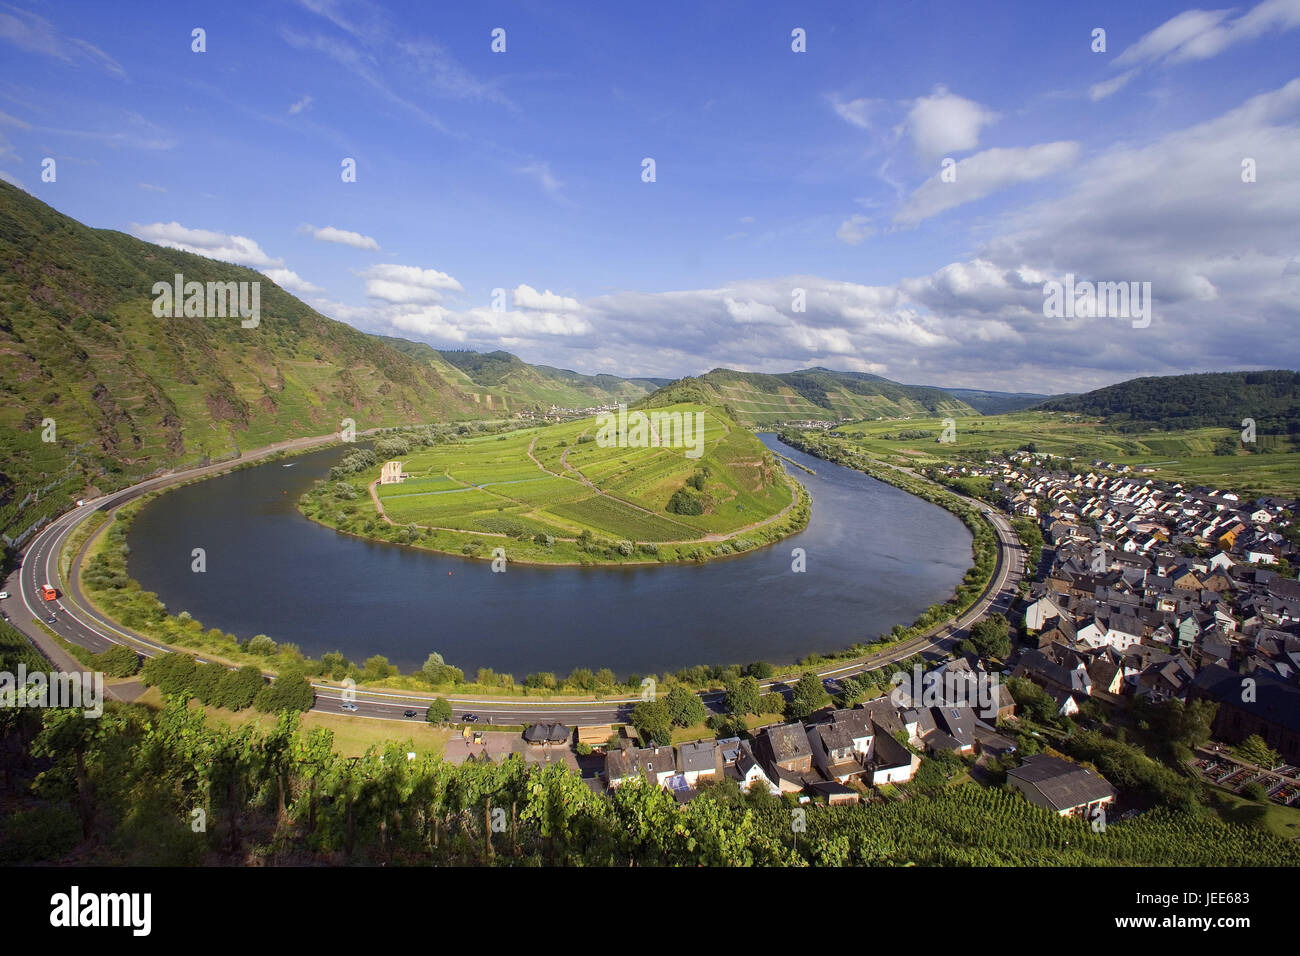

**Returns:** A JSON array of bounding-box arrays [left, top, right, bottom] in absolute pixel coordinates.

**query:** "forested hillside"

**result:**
[[642, 367, 975, 426], [1036, 371, 1300, 433], [0, 183, 481, 545]]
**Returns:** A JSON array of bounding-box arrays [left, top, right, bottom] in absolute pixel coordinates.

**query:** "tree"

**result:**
[[630, 699, 673, 746], [969, 614, 1011, 660], [245, 634, 277, 657], [425, 698, 453, 723], [724, 676, 761, 717], [218, 665, 265, 711], [788, 672, 829, 720], [94, 645, 140, 678], [141, 652, 197, 699], [253, 673, 316, 713], [665, 684, 707, 727], [1237, 734, 1281, 768]]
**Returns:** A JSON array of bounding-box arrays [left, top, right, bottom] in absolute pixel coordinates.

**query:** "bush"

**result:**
[[94, 645, 140, 678], [253, 672, 315, 713], [141, 652, 197, 699], [245, 634, 277, 657], [218, 665, 265, 711], [666, 488, 703, 515], [425, 697, 453, 723]]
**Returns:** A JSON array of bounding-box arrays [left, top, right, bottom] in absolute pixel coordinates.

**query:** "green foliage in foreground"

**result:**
[[1, 698, 1295, 866]]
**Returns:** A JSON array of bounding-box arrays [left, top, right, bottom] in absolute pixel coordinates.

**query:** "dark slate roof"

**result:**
[[765, 722, 812, 763], [1192, 664, 1300, 734], [1007, 755, 1116, 811]]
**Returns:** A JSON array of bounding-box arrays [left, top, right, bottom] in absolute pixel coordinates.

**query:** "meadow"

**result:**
[[833, 411, 1300, 496], [307, 403, 807, 565]]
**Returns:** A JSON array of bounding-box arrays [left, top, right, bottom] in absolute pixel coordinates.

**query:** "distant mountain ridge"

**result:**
[[375, 337, 667, 412], [640, 366, 977, 425], [1034, 370, 1300, 433]]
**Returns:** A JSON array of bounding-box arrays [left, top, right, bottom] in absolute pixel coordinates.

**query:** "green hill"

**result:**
[[1035, 370, 1300, 434], [642, 367, 976, 426], [931, 387, 1053, 416], [376, 338, 666, 413], [0, 182, 482, 543]]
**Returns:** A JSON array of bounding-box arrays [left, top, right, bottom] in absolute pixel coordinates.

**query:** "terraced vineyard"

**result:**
[[303, 403, 810, 564]]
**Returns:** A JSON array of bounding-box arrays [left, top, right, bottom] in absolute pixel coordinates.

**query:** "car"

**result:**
[[1, 612, 9, 622], [461, 713, 480, 723], [341, 702, 358, 712], [0, 591, 8, 599], [403, 709, 417, 718], [46, 615, 57, 624]]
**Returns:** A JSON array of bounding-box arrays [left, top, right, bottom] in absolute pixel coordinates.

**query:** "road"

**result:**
[[2, 432, 1023, 725]]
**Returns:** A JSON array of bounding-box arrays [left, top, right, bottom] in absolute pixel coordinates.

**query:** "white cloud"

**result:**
[[289, 94, 313, 115], [835, 214, 875, 245], [513, 284, 580, 311], [131, 221, 283, 268], [0, 4, 125, 77], [895, 141, 1080, 226], [1089, 69, 1138, 102], [361, 263, 463, 304], [519, 161, 562, 196], [1116, 0, 1300, 66], [263, 268, 321, 294], [308, 224, 380, 250], [905, 85, 998, 159], [829, 94, 881, 130], [138, 182, 166, 192]]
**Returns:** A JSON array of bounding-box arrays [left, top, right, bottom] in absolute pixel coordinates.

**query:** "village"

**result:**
[[438, 451, 1300, 823]]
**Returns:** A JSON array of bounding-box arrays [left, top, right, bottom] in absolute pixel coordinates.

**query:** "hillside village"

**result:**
[[931, 454, 1300, 772], [464, 453, 1300, 821]]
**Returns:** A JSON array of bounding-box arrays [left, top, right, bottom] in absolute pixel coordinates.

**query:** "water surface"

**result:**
[[126, 435, 971, 676]]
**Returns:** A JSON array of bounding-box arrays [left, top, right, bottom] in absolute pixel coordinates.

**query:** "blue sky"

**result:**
[[2, 0, 1298, 392]]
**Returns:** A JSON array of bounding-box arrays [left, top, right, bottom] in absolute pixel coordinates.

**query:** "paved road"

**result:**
[[3, 434, 1023, 726]]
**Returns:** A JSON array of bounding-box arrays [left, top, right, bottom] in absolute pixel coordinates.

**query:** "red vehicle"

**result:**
[[41, 584, 57, 602]]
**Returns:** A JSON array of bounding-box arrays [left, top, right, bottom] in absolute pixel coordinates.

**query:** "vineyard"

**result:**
[[4, 697, 1294, 867], [303, 402, 803, 564]]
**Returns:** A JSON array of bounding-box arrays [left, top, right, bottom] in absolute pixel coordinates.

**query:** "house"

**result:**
[[759, 723, 816, 793], [1190, 664, 1300, 764], [522, 722, 571, 747], [605, 745, 678, 789], [808, 711, 871, 782], [379, 460, 406, 484], [675, 739, 722, 787], [728, 742, 780, 795], [1007, 755, 1117, 817]]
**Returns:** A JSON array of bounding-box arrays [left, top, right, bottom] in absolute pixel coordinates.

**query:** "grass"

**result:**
[[133, 685, 450, 758], [1203, 781, 1300, 841], [303, 402, 807, 565]]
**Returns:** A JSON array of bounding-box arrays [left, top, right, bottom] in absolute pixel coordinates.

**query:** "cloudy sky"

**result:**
[[2, 0, 1298, 393]]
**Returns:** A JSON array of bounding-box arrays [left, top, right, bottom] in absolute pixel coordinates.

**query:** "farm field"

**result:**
[[303, 403, 809, 565], [834, 411, 1300, 496]]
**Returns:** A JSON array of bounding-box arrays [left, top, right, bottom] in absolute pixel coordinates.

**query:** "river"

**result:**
[[125, 435, 971, 677]]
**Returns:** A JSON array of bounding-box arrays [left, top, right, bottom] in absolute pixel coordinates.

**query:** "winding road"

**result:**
[[2, 430, 1023, 726]]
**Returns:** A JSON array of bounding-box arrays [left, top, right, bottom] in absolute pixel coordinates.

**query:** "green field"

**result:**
[[303, 404, 809, 564], [832, 411, 1300, 496]]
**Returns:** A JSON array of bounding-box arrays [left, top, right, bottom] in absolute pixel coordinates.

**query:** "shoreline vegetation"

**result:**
[[64, 419, 993, 701]]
